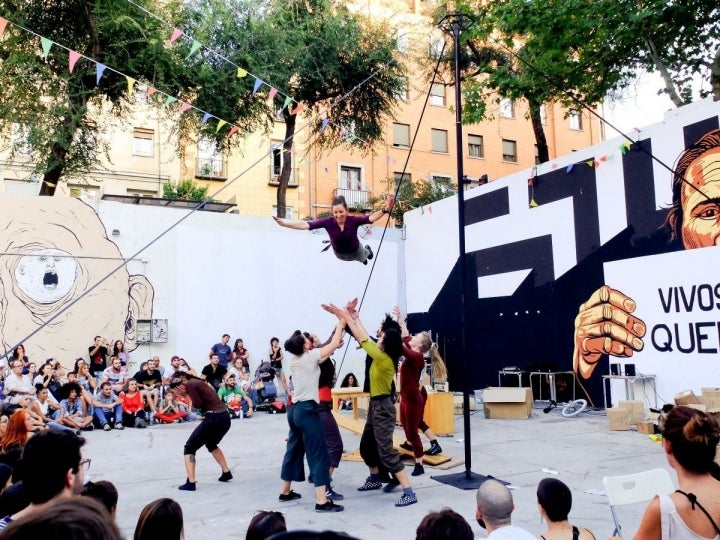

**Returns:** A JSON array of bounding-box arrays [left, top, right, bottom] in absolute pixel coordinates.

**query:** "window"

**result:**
[[502, 139, 518, 163], [269, 143, 296, 184], [431, 128, 448, 153], [393, 172, 411, 192], [394, 78, 409, 101], [468, 134, 484, 158], [393, 123, 410, 147], [272, 206, 294, 219], [499, 98, 515, 119], [132, 128, 154, 157], [569, 110, 583, 130], [11, 124, 32, 155], [431, 174, 452, 192], [429, 83, 446, 106], [396, 29, 409, 53], [196, 137, 225, 179], [429, 35, 445, 58], [340, 166, 363, 191]]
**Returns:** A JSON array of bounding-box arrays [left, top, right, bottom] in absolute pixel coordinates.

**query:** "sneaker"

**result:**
[[382, 477, 401, 493], [178, 480, 196, 491], [411, 464, 425, 477], [357, 477, 382, 491], [278, 490, 302, 502], [115, 424, 124, 430], [82, 425, 94, 431], [399, 441, 413, 452], [424, 441, 442, 456], [365, 245, 374, 260], [325, 487, 344, 501], [218, 471, 233, 482], [103, 424, 111, 431], [395, 493, 418, 507], [315, 500, 344, 513]]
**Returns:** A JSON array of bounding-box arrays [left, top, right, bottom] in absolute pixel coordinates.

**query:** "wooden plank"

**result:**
[[333, 410, 365, 435], [393, 436, 452, 465]]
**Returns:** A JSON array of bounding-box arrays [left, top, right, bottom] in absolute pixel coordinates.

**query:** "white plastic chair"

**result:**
[[603, 468, 675, 536]]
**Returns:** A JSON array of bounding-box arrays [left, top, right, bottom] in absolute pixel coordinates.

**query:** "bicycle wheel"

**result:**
[[561, 399, 587, 417]]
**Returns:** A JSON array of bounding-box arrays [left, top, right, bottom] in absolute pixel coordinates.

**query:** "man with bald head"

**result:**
[[475, 479, 535, 539]]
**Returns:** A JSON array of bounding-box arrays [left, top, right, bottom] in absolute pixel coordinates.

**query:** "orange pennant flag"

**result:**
[[68, 50, 82, 73], [146, 86, 158, 97], [0, 17, 8, 37], [227, 126, 239, 138], [291, 103, 304, 116]]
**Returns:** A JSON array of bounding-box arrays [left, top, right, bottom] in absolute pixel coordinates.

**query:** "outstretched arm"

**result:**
[[273, 216, 310, 230], [368, 195, 395, 224], [317, 321, 346, 361], [393, 306, 409, 338]]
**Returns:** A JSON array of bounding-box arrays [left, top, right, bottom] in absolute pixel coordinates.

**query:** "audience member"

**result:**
[[164, 356, 183, 386], [58, 382, 93, 431], [0, 496, 122, 540], [3, 361, 35, 404], [0, 410, 34, 474], [475, 479, 536, 539], [178, 358, 198, 377], [537, 478, 595, 540], [29, 386, 61, 425], [0, 429, 87, 531], [218, 374, 253, 418], [92, 382, 124, 431], [119, 379, 148, 428], [210, 334, 233, 368], [134, 497, 184, 540], [338, 373, 358, 410], [88, 336, 109, 378], [234, 339, 251, 372], [416, 508, 474, 540], [155, 389, 186, 424], [76, 363, 98, 407], [202, 354, 228, 391], [113, 340, 129, 367], [246, 510, 287, 540], [152, 356, 166, 379], [10, 346, 28, 373], [80, 480, 119, 518], [101, 356, 128, 394], [134, 359, 163, 418]]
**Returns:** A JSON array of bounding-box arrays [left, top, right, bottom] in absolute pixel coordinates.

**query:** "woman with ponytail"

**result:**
[[635, 405, 720, 540]]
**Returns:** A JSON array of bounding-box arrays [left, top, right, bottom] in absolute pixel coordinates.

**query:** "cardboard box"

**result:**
[[675, 390, 700, 406], [618, 400, 645, 424], [637, 421, 655, 434], [700, 388, 720, 411], [686, 403, 708, 413], [483, 387, 532, 419], [608, 408, 630, 431], [453, 393, 476, 414]]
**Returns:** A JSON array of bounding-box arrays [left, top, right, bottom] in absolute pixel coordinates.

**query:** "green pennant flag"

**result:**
[[185, 40, 202, 60], [40, 37, 53, 59], [164, 95, 177, 107], [282, 96, 292, 110]]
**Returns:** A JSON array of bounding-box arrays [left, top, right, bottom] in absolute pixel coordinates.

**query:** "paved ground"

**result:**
[[83, 403, 669, 539]]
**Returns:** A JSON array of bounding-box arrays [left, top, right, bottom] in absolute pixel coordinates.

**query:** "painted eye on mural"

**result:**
[[693, 204, 720, 220], [14, 248, 77, 304]]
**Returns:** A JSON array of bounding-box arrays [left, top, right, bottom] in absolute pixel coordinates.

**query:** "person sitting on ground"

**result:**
[[163, 356, 183, 386], [3, 361, 36, 404], [537, 478, 595, 540], [119, 379, 147, 428], [80, 480, 119, 519], [18, 395, 72, 433], [32, 363, 53, 389], [0, 429, 88, 531], [0, 496, 122, 540], [416, 508, 474, 540], [101, 355, 127, 395], [46, 369, 65, 403], [233, 339, 251, 373], [173, 389, 198, 422], [476, 479, 536, 539], [75, 363, 97, 409], [58, 383, 93, 431], [246, 510, 287, 540], [91, 382, 124, 431], [134, 497, 184, 540], [155, 389, 186, 424], [133, 359, 162, 419], [217, 374, 254, 418], [178, 358, 197, 377], [201, 354, 228, 391], [635, 405, 720, 540], [29, 386, 61, 426], [0, 410, 35, 475]]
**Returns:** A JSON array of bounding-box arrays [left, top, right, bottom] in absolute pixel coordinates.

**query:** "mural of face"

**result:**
[[0, 197, 154, 368], [680, 147, 720, 249]]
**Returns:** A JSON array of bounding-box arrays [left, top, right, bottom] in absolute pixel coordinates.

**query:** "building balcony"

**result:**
[[195, 157, 227, 181], [333, 187, 371, 210], [268, 167, 299, 187]]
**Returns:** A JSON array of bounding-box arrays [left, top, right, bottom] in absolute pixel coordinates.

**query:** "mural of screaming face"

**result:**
[[0, 196, 154, 369]]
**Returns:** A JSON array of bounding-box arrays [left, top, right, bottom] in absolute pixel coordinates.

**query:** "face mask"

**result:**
[[477, 518, 486, 530]]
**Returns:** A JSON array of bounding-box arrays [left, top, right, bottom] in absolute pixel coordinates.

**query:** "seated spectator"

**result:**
[[24, 364, 36, 384], [163, 356, 183, 386], [476, 479, 535, 539], [80, 480, 119, 519], [217, 374, 253, 418], [119, 379, 147, 428], [0, 410, 34, 474], [58, 383, 93, 431], [178, 358, 198, 376], [134, 360, 163, 417], [415, 508, 473, 540], [101, 356, 127, 395], [246, 510, 286, 540], [134, 498, 184, 540], [201, 354, 227, 391], [0, 496, 122, 540], [252, 360, 277, 406], [46, 370, 64, 403], [537, 478, 595, 540], [234, 339, 251, 372], [29, 386, 61, 426], [173, 390, 198, 423], [155, 389, 185, 424], [3, 361, 35, 404], [91, 382, 124, 431], [32, 363, 53, 389], [152, 356, 166, 379], [75, 364, 97, 410], [0, 464, 12, 491], [113, 340, 129, 368]]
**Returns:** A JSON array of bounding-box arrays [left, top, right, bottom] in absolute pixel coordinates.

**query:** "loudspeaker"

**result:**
[[624, 363, 636, 376], [610, 363, 620, 376]]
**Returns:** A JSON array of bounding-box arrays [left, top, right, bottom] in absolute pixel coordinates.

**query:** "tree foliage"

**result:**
[[384, 176, 452, 228], [162, 178, 209, 201]]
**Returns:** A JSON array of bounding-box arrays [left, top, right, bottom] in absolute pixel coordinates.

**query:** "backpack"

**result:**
[[268, 401, 286, 414]]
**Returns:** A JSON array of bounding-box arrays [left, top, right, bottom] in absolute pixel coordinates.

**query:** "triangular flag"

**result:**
[[126, 76, 136, 95], [216, 119, 227, 132], [185, 40, 201, 60], [201, 113, 212, 125], [593, 160, 600, 167], [68, 50, 82, 73], [237, 67, 247, 78], [599, 155, 607, 162], [146, 86, 158, 97], [551, 163, 558, 170], [282, 96, 292, 110], [529, 198, 538, 208], [291, 103, 303, 116], [40, 37, 53, 59], [252, 78, 263, 95], [566, 164, 574, 173], [0, 18, 8, 37], [527, 179, 534, 187], [586, 159, 594, 167], [180, 102, 192, 113], [268, 87, 278, 100], [164, 95, 177, 106], [95, 63, 106, 85], [428, 206, 432, 214], [320, 119, 329, 132], [169, 28, 183, 43], [227, 126, 239, 137]]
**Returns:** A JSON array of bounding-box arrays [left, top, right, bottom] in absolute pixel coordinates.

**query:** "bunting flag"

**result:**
[[180, 102, 192, 113], [185, 39, 201, 60], [0, 17, 8, 37], [291, 103, 303, 116], [95, 63, 106, 85], [529, 198, 538, 208], [126, 76, 136, 95], [216, 119, 227, 132], [201, 112, 212, 125], [268, 87, 278, 100], [551, 163, 558, 170], [169, 28, 183, 43], [566, 163, 574, 173], [252, 78, 263, 95], [320, 119, 329, 132], [227, 125, 239, 138], [40, 36, 53, 59], [282, 96, 292, 110], [68, 50, 81, 73], [599, 155, 608, 162], [237, 67, 247, 78], [586, 159, 594, 167], [163, 95, 177, 106], [620, 141, 632, 154], [146, 86, 158, 97]]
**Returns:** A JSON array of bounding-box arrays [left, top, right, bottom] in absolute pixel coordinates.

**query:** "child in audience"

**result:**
[[155, 389, 185, 424]]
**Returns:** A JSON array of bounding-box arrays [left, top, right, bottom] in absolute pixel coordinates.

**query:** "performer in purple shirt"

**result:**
[[273, 195, 394, 264]]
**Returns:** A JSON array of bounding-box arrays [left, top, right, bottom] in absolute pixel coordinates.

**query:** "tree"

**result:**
[[162, 178, 209, 201], [383, 176, 452, 228]]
